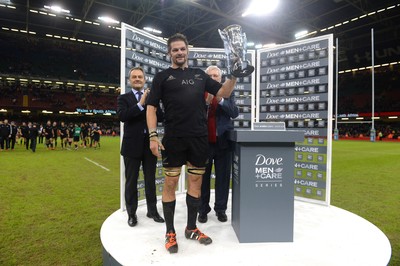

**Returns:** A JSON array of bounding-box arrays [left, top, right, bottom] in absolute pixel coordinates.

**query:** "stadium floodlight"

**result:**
[[44, 5, 70, 14], [247, 41, 255, 47], [263, 43, 277, 48], [295, 30, 308, 39], [242, 0, 279, 17], [98, 16, 120, 24], [143, 27, 162, 34], [0, 109, 7, 112]]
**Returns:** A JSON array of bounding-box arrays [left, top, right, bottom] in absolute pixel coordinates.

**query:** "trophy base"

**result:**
[[232, 65, 254, 78]]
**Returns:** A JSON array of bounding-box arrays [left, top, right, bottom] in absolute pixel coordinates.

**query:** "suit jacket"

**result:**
[[117, 89, 163, 158], [214, 93, 239, 149]]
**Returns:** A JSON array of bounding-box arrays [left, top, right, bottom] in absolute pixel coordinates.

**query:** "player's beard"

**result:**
[[174, 56, 187, 67]]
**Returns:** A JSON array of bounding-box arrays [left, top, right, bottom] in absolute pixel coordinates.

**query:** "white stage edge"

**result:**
[[100, 193, 391, 266]]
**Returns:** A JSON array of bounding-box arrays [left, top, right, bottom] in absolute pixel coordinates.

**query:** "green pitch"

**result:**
[[0, 137, 398, 265]]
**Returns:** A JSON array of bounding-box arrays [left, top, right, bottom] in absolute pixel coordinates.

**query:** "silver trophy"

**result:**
[[218, 24, 254, 77]]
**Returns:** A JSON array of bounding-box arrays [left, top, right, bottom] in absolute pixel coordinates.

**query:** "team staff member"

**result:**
[[10, 121, 17, 150], [118, 67, 164, 227], [198, 66, 239, 223], [146, 33, 237, 254], [28, 122, 39, 152]]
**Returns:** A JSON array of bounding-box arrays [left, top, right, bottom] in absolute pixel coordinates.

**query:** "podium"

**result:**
[[229, 130, 304, 243]]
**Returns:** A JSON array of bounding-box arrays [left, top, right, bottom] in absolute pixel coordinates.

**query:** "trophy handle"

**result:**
[[232, 61, 254, 78]]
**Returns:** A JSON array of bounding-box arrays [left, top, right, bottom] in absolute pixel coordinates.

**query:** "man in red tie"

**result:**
[[199, 65, 239, 223]]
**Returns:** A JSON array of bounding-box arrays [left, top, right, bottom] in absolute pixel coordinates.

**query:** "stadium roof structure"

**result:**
[[1, 0, 400, 69]]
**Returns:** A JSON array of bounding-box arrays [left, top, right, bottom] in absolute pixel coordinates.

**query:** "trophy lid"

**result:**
[[223, 24, 242, 32]]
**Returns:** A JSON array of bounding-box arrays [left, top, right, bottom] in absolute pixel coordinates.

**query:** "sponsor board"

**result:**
[[256, 35, 333, 204], [121, 24, 169, 200]]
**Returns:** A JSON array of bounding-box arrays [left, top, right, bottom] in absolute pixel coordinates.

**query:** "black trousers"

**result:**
[[200, 140, 232, 215], [10, 135, 16, 149], [123, 148, 158, 216], [25, 138, 30, 150], [30, 138, 37, 152], [4, 136, 10, 149]]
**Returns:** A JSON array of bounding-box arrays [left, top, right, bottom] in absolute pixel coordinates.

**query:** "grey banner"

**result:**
[[257, 35, 332, 204]]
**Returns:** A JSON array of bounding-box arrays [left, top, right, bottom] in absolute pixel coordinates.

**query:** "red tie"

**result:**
[[207, 95, 218, 143]]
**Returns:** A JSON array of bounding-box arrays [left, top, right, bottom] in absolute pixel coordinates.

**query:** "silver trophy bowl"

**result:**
[[218, 24, 254, 77]]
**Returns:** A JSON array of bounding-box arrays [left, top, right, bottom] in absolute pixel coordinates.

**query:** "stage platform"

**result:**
[[100, 192, 391, 266]]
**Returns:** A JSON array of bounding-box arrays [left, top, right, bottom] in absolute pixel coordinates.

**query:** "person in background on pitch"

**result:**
[[52, 121, 59, 149], [198, 66, 239, 224], [3, 119, 11, 150], [146, 33, 237, 254], [72, 123, 81, 150], [28, 122, 39, 152], [43, 120, 54, 150], [0, 120, 7, 150], [117, 66, 165, 227], [10, 121, 17, 150], [91, 123, 101, 149], [19, 122, 29, 148]]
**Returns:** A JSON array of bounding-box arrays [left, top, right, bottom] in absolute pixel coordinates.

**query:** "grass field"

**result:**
[[0, 137, 399, 265]]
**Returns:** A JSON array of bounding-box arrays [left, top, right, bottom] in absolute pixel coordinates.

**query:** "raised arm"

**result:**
[[216, 77, 237, 99]]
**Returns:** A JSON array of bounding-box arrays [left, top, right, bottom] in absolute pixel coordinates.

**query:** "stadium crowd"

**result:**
[[0, 35, 119, 84], [336, 123, 400, 140], [337, 66, 400, 114], [0, 81, 118, 112]]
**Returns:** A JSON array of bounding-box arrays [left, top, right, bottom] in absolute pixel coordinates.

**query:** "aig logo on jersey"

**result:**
[[182, 79, 194, 85]]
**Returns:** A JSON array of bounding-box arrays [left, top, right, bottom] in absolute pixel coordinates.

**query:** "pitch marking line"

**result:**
[[84, 157, 110, 172]]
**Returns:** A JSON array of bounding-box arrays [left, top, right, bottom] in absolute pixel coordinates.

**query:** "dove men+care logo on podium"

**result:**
[[254, 154, 284, 188]]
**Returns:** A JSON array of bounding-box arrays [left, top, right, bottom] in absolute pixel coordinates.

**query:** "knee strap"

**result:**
[[164, 167, 181, 177], [187, 166, 206, 175]]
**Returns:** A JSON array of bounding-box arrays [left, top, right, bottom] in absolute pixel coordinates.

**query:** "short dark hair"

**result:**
[[128, 66, 145, 78], [167, 33, 188, 53]]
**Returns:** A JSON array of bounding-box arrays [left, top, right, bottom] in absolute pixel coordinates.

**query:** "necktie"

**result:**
[[137, 91, 146, 133], [207, 96, 218, 143], [137, 91, 143, 101]]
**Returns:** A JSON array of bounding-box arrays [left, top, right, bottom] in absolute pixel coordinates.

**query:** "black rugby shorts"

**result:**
[[161, 136, 208, 168]]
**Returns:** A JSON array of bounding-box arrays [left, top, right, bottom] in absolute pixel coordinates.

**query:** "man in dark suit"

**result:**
[[28, 122, 39, 152], [117, 66, 164, 227], [198, 66, 239, 223], [10, 121, 17, 150]]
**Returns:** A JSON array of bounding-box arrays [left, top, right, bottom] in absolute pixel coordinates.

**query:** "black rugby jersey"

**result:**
[[148, 67, 221, 137]]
